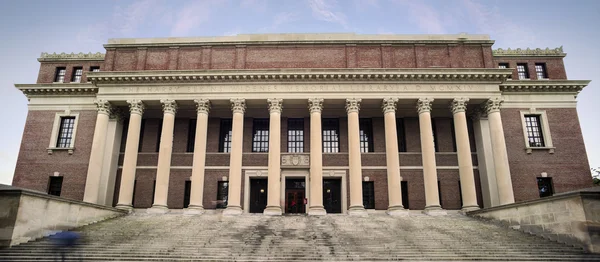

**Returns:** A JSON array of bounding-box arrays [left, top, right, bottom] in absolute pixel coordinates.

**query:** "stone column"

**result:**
[[148, 100, 178, 213], [451, 98, 479, 212], [417, 98, 446, 216], [223, 98, 246, 216], [382, 98, 408, 216], [307, 98, 326, 216], [116, 100, 145, 210], [346, 98, 367, 216], [264, 98, 283, 216], [485, 98, 515, 205], [83, 100, 112, 204], [185, 99, 211, 215]]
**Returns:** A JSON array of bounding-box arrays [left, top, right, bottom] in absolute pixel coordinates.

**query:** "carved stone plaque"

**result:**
[[281, 154, 309, 168]]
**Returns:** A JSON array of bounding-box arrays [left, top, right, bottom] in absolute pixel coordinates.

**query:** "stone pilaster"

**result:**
[[346, 98, 367, 216], [83, 100, 112, 204], [223, 99, 246, 216], [307, 98, 326, 216], [116, 100, 145, 211], [451, 98, 479, 212]]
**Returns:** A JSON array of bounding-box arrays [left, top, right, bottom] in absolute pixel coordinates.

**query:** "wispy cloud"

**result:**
[[258, 11, 300, 33], [171, 0, 228, 36], [307, 0, 347, 28], [391, 0, 446, 34]]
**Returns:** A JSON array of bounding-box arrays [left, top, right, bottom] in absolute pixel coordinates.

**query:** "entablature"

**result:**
[[15, 83, 98, 97], [500, 80, 590, 93], [492, 47, 566, 57]]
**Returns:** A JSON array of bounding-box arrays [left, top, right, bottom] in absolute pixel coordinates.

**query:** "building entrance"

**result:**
[[285, 178, 306, 214], [323, 178, 342, 213], [249, 178, 268, 213]]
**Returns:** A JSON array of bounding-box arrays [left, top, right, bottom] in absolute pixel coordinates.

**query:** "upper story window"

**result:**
[[498, 63, 512, 79], [432, 118, 439, 152], [287, 118, 304, 153], [252, 119, 269, 152], [71, 67, 83, 83], [535, 63, 548, 79], [187, 119, 196, 152], [517, 63, 529, 80], [524, 115, 545, 147], [322, 118, 339, 153], [396, 118, 407, 152], [56, 116, 76, 148], [54, 67, 66, 83], [48, 176, 63, 196], [359, 118, 374, 153], [90, 66, 100, 72], [218, 119, 232, 153]]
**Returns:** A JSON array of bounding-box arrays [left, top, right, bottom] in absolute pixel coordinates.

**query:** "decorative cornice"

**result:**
[[450, 98, 469, 114], [194, 99, 211, 115], [345, 98, 361, 114], [15, 84, 98, 97], [500, 80, 590, 93], [308, 98, 324, 113], [484, 98, 503, 114], [127, 99, 145, 115], [230, 98, 246, 114], [267, 98, 283, 114], [160, 99, 178, 114], [416, 98, 434, 114], [94, 99, 112, 115], [382, 98, 398, 114], [88, 68, 513, 84], [38, 52, 105, 62], [492, 47, 566, 57]]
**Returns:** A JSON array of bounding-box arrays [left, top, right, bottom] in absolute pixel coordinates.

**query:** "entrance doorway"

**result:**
[[285, 178, 306, 214], [323, 178, 342, 213], [249, 178, 268, 213]]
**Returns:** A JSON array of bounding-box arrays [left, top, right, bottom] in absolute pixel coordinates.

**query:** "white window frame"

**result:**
[[520, 108, 554, 154], [47, 111, 80, 155]]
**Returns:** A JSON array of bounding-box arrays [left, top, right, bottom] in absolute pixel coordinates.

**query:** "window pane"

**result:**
[[219, 119, 233, 152], [524, 115, 545, 147], [252, 119, 269, 152], [56, 117, 75, 148]]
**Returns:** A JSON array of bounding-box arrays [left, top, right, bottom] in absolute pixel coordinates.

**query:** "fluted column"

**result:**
[[307, 98, 326, 216], [116, 100, 145, 210], [223, 99, 246, 216], [83, 100, 112, 204], [148, 100, 178, 213], [451, 98, 479, 212], [417, 98, 446, 216], [485, 98, 515, 205], [264, 98, 283, 216], [382, 98, 408, 216], [346, 98, 367, 216], [185, 99, 211, 215]]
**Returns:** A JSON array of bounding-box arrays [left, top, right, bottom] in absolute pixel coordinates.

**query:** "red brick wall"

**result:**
[[37, 62, 103, 84], [492, 57, 567, 79]]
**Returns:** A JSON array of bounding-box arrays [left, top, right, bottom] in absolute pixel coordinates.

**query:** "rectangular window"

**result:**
[[362, 181, 375, 209], [219, 119, 233, 153], [138, 119, 146, 152], [90, 66, 100, 72], [183, 180, 191, 208], [359, 118, 374, 153], [216, 181, 229, 208], [252, 119, 269, 152], [187, 119, 196, 152], [537, 177, 553, 198], [517, 63, 529, 79], [322, 119, 340, 153], [156, 119, 163, 153], [524, 115, 545, 147], [48, 176, 63, 196], [498, 63, 509, 69], [451, 119, 457, 152], [56, 117, 75, 148], [287, 118, 304, 153], [432, 118, 439, 152], [535, 63, 548, 79], [71, 67, 83, 83], [401, 181, 409, 209], [397, 118, 406, 152], [54, 67, 66, 82]]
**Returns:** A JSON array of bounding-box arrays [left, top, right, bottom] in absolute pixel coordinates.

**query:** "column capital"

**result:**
[[160, 99, 178, 115], [94, 99, 112, 115], [382, 98, 399, 114], [127, 99, 145, 115], [451, 98, 469, 114], [194, 99, 211, 115], [267, 98, 283, 114], [308, 98, 324, 113], [230, 98, 246, 114], [345, 98, 361, 114], [416, 98, 434, 114], [484, 98, 504, 114]]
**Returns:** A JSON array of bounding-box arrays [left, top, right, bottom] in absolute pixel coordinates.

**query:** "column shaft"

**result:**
[[382, 98, 407, 215], [346, 98, 366, 216], [149, 100, 177, 213], [186, 99, 210, 214], [451, 98, 479, 211], [308, 98, 326, 215], [486, 98, 515, 205], [417, 98, 445, 215], [116, 100, 144, 210], [223, 99, 245, 215], [265, 99, 283, 215], [83, 100, 111, 204]]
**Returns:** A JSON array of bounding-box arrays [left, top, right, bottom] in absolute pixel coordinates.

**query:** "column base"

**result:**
[[347, 206, 368, 216], [386, 205, 409, 216], [115, 204, 133, 213], [183, 205, 205, 215], [307, 206, 327, 216], [222, 206, 243, 216], [422, 205, 447, 216], [147, 205, 170, 214], [263, 206, 282, 216], [459, 205, 480, 215]]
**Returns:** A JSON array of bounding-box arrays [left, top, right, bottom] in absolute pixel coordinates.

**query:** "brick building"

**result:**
[[12, 33, 592, 215]]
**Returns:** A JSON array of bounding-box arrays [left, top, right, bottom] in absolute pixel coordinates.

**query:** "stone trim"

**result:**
[[243, 169, 268, 213], [117, 165, 478, 170], [500, 80, 590, 93], [47, 111, 80, 155], [15, 83, 98, 97], [520, 108, 555, 154], [492, 47, 566, 57], [345, 98, 361, 113], [38, 52, 105, 62]]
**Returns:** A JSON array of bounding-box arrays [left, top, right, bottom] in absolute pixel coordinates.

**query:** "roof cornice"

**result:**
[[87, 68, 513, 84], [15, 83, 98, 96], [38, 52, 105, 62], [500, 80, 590, 93], [492, 47, 566, 57]]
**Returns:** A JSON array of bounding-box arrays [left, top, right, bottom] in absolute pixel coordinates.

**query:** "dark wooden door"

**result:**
[[249, 178, 268, 213], [285, 189, 305, 213], [323, 179, 342, 213]]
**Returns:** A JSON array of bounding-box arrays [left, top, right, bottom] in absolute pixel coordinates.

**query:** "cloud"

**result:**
[[258, 11, 300, 33], [390, 0, 446, 34], [307, 0, 347, 28], [353, 0, 379, 10]]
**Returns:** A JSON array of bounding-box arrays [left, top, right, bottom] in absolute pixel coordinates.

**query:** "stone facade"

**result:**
[[12, 33, 592, 215]]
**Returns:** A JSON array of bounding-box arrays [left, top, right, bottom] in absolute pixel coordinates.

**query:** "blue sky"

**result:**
[[0, 0, 599, 185]]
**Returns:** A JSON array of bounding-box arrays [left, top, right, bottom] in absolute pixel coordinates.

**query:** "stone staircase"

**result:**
[[1, 210, 600, 261]]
